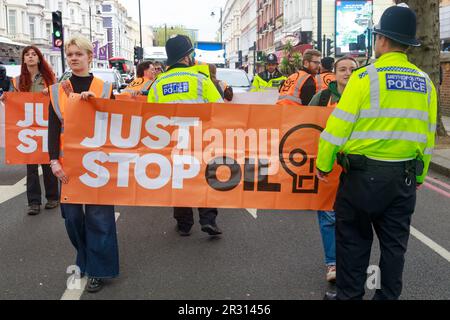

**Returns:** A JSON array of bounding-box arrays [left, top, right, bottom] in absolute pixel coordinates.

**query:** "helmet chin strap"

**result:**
[[188, 55, 195, 67]]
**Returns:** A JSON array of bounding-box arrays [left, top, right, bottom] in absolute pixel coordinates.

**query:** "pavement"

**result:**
[[430, 116, 450, 177]]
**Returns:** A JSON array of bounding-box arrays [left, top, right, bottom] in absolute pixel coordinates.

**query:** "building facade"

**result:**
[[0, 0, 109, 76], [256, 0, 283, 54], [441, 0, 450, 51], [0, 0, 149, 77], [240, 0, 257, 75], [223, 0, 242, 68]]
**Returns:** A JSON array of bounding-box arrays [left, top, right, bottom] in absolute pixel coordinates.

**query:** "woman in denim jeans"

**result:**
[[309, 56, 358, 282]]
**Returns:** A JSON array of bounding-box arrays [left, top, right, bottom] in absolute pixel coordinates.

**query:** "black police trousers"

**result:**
[[27, 164, 59, 205], [334, 160, 416, 300], [174, 207, 218, 230]]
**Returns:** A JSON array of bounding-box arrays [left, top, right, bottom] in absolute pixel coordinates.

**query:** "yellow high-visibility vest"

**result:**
[[317, 52, 437, 183]]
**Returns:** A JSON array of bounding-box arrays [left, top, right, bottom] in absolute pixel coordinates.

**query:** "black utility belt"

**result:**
[[350, 155, 414, 167], [338, 154, 424, 175]]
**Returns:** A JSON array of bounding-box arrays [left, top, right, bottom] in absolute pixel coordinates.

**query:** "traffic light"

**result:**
[[326, 38, 334, 57], [357, 34, 366, 51], [52, 11, 64, 48], [256, 51, 263, 63], [134, 46, 143, 65]]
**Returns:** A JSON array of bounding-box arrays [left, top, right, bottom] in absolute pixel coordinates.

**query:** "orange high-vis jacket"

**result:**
[[277, 70, 318, 106], [49, 77, 112, 160], [315, 72, 336, 91], [121, 77, 154, 95]]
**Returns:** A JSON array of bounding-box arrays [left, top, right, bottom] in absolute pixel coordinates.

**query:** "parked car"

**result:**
[[216, 68, 252, 93], [60, 68, 127, 95]]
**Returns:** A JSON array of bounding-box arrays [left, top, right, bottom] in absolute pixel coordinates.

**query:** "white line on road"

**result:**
[[60, 212, 120, 300], [410, 226, 450, 263], [0, 168, 42, 204], [246, 209, 258, 219], [0, 176, 27, 204]]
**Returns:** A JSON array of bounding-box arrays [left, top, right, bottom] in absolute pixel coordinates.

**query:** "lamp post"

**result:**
[[317, 0, 322, 52], [88, 4, 101, 42], [210, 7, 223, 45], [138, 0, 143, 49]]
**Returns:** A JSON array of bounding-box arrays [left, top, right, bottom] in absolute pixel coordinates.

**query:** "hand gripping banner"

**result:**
[[61, 95, 341, 210]]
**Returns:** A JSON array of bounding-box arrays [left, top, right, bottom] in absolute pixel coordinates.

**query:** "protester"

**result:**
[[277, 49, 322, 106], [153, 61, 165, 77], [309, 56, 358, 283], [121, 60, 155, 96], [2, 46, 59, 216], [209, 64, 233, 101], [48, 36, 119, 293], [315, 57, 337, 91]]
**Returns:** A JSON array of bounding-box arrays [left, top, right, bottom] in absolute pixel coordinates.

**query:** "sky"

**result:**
[[118, 0, 227, 42]]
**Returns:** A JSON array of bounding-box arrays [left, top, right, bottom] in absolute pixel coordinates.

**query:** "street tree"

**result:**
[[394, 0, 446, 136]]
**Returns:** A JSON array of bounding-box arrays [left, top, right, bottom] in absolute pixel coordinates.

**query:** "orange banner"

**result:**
[[4, 92, 51, 165], [62, 95, 341, 210]]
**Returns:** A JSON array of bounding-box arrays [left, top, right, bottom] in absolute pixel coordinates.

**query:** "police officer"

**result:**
[[316, 3, 437, 300], [148, 35, 224, 237], [251, 53, 286, 92]]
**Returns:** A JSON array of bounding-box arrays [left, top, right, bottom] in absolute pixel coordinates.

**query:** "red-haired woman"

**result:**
[[10, 46, 59, 215]]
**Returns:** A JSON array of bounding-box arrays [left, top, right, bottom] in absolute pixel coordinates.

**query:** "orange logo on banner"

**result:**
[[61, 95, 341, 211], [4, 92, 51, 165]]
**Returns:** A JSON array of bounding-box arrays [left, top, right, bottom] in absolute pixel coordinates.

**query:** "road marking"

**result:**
[[246, 209, 258, 219], [60, 211, 120, 300], [411, 226, 450, 263], [425, 176, 450, 191], [423, 182, 450, 199], [0, 176, 27, 204], [0, 168, 43, 204]]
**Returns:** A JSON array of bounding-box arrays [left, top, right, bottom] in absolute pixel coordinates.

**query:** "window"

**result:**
[[58, 1, 63, 11], [8, 10, 16, 34], [82, 14, 86, 26], [29, 16, 35, 39], [46, 23, 51, 40], [102, 4, 112, 12], [22, 12, 25, 34], [70, 9, 75, 22], [45, 0, 50, 8]]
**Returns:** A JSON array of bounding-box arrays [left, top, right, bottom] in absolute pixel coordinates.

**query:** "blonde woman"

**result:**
[[48, 36, 118, 293]]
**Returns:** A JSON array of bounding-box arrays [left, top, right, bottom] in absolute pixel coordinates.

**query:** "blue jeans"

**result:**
[[317, 210, 336, 266], [61, 203, 119, 278]]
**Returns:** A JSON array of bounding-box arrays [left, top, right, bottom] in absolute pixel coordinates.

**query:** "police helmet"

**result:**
[[373, 3, 420, 47], [165, 34, 195, 66], [266, 53, 278, 64]]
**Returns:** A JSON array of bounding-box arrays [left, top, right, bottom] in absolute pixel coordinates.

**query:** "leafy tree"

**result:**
[[279, 41, 303, 76]]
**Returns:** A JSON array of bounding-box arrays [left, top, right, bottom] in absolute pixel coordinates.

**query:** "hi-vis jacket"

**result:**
[[315, 72, 336, 91], [147, 64, 223, 103], [316, 52, 437, 183], [49, 77, 112, 158], [251, 70, 287, 92], [277, 70, 318, 106], [121, 77, 154, 95]]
